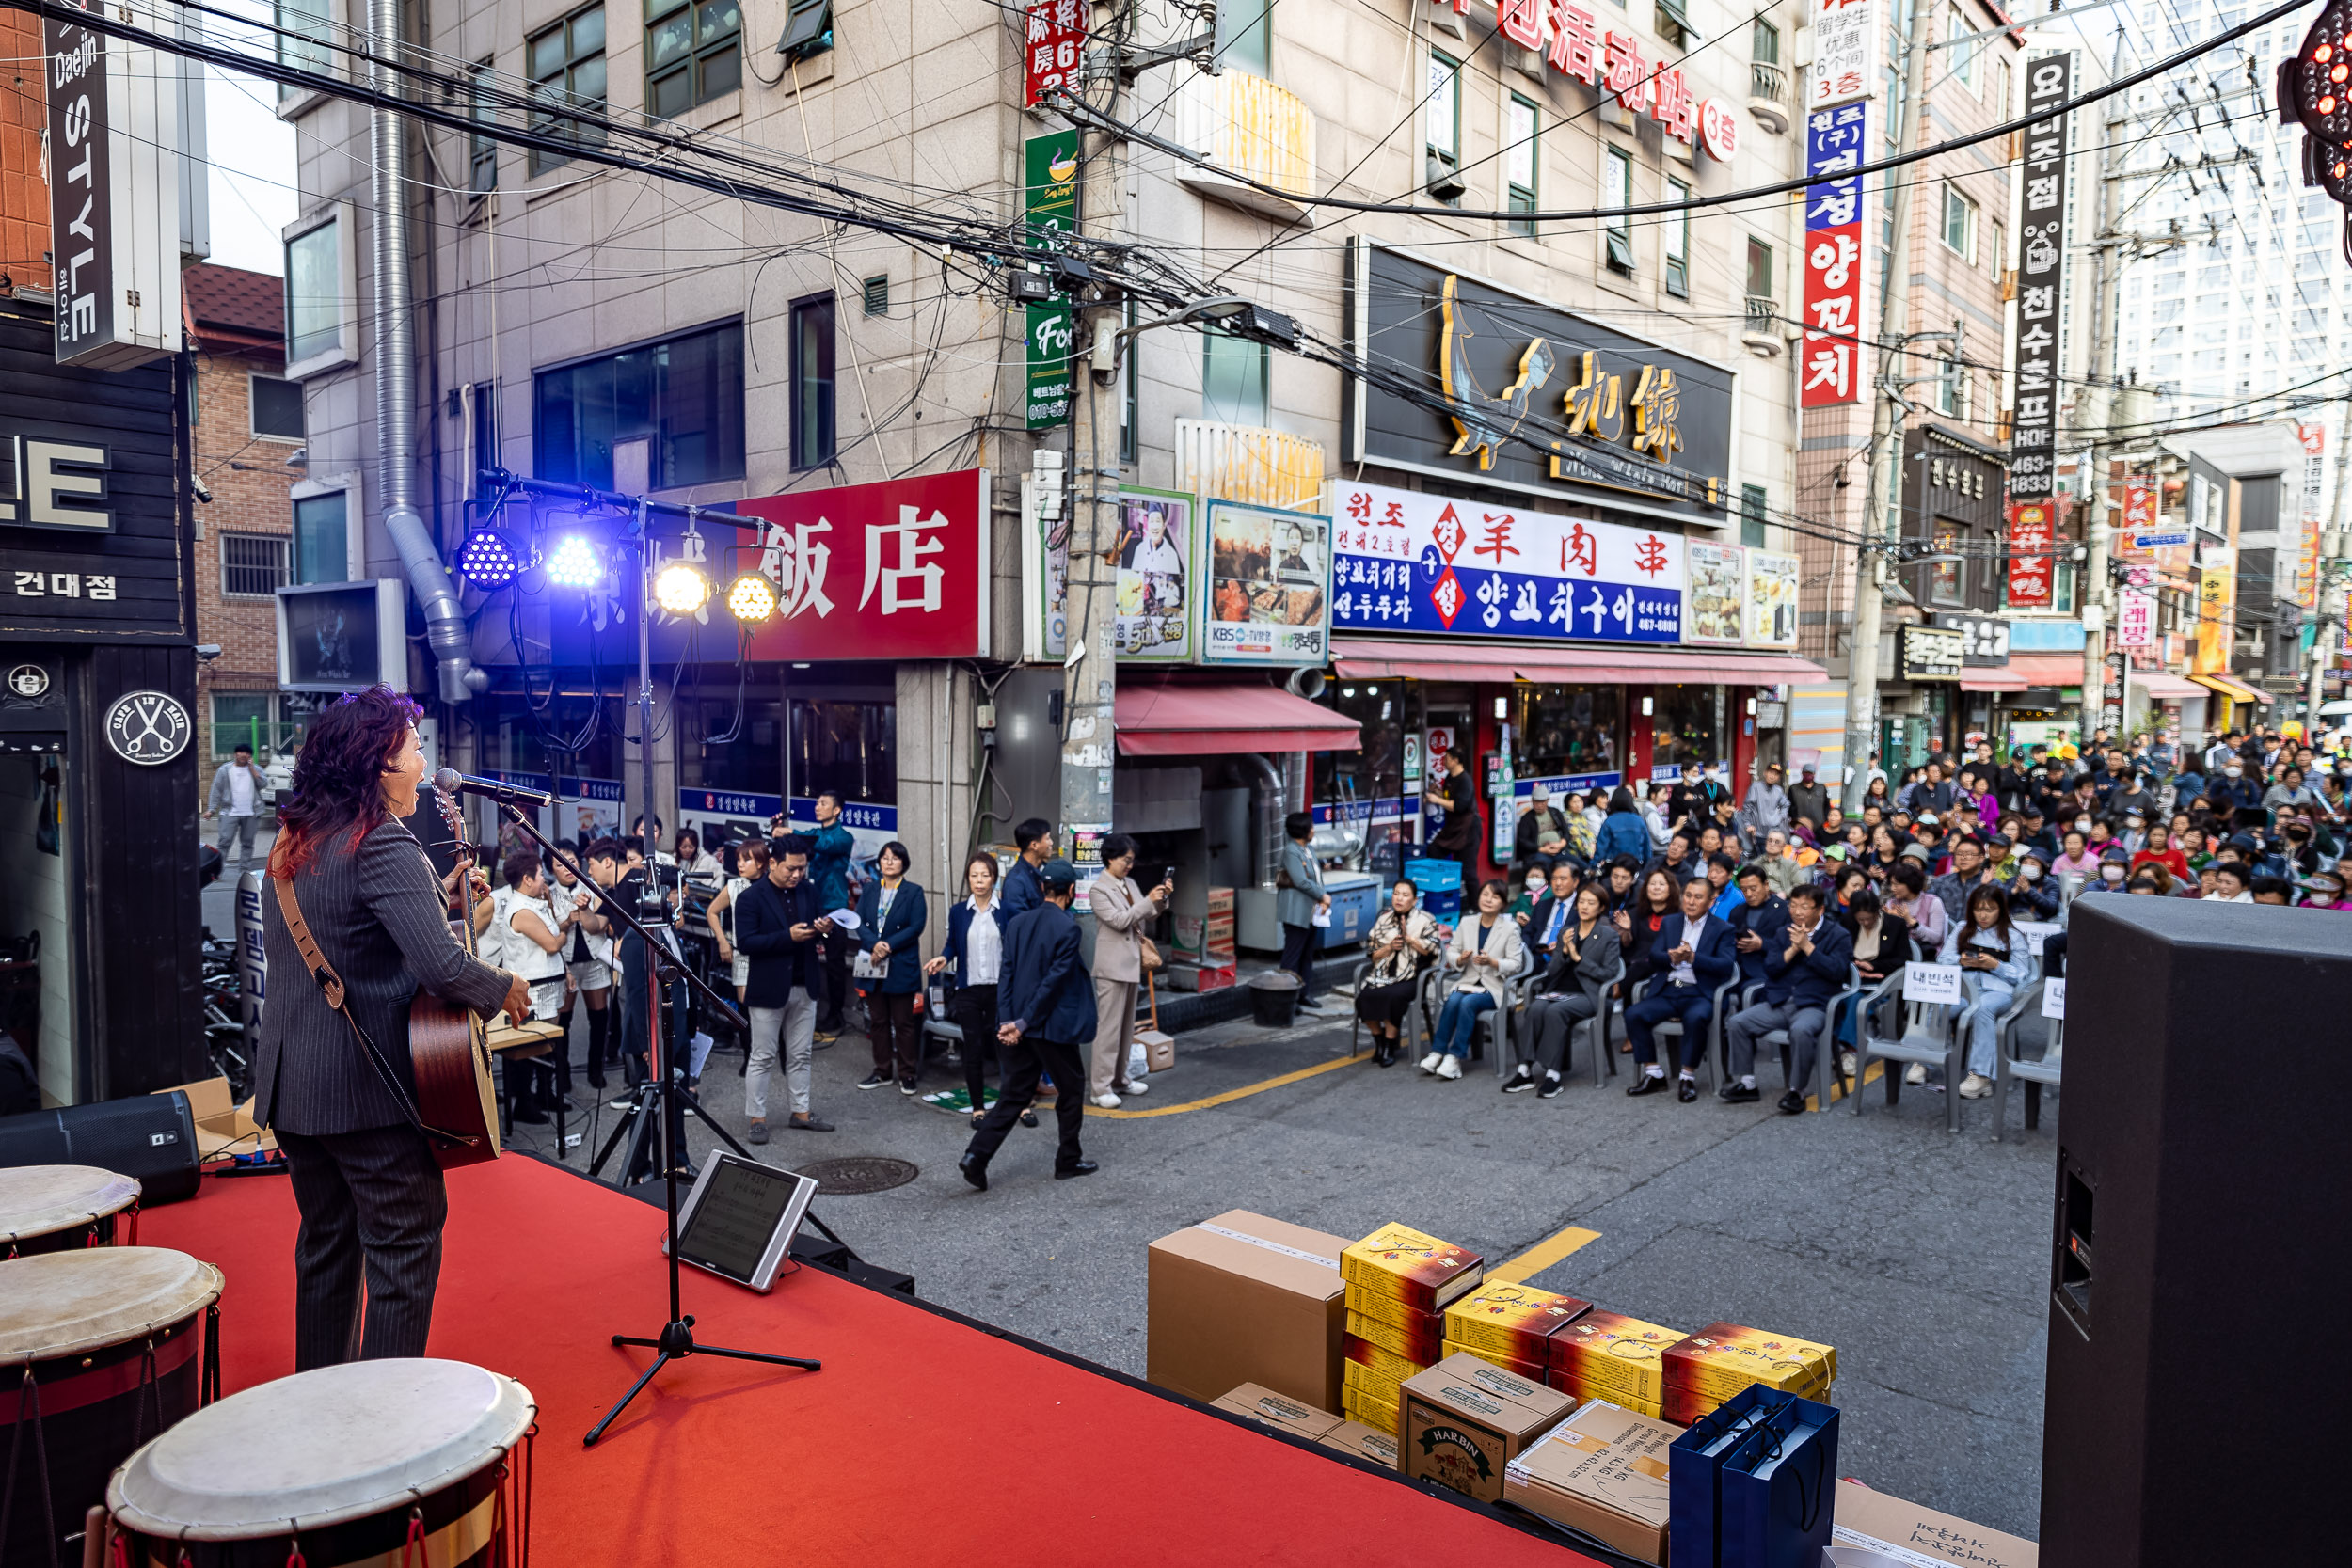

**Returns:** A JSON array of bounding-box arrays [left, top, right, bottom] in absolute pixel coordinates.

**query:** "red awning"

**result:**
[[1958, 654, 2085, 692], [1330, 637, 1825, 685], [2129, 671, 2202, 700], [1114, 681, 1363, 757]]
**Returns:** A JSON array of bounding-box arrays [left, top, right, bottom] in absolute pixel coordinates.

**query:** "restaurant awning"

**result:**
[[1329, 637, 1826, 685], [1114, 680, 1363, 757], [1958, 654, 2085, 692], [2129, 670, 2203, 700], [2190, 673, 2274, 705]]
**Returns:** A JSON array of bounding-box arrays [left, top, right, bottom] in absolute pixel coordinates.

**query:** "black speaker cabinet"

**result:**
[[2041, 898, 2352, 1567], [0, 1090, 201, 1204]]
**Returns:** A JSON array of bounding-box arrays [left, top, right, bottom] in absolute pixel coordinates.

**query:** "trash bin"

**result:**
[[1248, 970, 1302, 1028]]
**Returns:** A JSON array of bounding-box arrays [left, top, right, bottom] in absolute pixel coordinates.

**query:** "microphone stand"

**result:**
[[476, 501, 819, 1447]]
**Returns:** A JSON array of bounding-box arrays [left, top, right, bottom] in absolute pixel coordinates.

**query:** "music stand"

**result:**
[[476, 499, 819, 1446]]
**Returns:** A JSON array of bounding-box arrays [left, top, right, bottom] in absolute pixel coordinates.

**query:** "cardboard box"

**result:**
[[1342, 1355, 1420, 1409], [1442, 1338, 1547, 1385], [1443, 1281, 1592, 1367], [1344, 1286, 1448, 1338], [1663, 1322, 1836, 1404], [1548, 1311, 1685, 1409], [1341, 1223, 1486, 1314], [1398, 1352, 1574, 1503], [1829, 1479, 2039, 1568], [1345, 1306, 1444, 1364], [1210, 1382, 1343, 1443], [155, 1076, 276, 1160], [1342, 1386, 1399, 1437], [1321, 1418, 1402, 1469], [1549, 1375, 1663, 1420], [1205, 885, 1235, 915], [1504, 1400, 1682, 1563], [1343, 1332, 1425, 1389], [1148, 1211, 1347, 1414], [1140, 1030, 1176, 1074]]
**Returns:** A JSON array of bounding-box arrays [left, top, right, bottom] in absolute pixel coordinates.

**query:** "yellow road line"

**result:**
[[1807, 1058, 1885, 1113], [1086, 1051, 1365, 1118], [1488, 1223, 1604, 1284]]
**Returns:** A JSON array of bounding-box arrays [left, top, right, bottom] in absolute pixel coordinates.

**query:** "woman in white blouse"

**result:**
[[926, 852, 1035, 1129]]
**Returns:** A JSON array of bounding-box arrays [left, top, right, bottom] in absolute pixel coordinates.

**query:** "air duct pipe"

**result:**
[[371, 0, 481, 705], [1234, 752, 1285, 889]]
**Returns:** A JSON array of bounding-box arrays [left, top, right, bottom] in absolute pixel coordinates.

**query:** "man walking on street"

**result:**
[[734, 834, 836, 1140], [961, 859, 1098, 1189], [208, 742, 268, 874]]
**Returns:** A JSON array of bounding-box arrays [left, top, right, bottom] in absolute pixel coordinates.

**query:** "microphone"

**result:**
[[433, 768, 556, 809]]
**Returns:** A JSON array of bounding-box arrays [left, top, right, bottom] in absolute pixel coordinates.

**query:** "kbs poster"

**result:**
[[1801, 102, 1867, 408]]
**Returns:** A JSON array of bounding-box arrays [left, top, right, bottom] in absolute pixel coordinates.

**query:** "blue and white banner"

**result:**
[[1331, 481, 1683, 645]]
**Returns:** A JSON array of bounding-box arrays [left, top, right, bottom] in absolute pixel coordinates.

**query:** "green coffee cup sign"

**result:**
[[1025, 131, 1080, 430]]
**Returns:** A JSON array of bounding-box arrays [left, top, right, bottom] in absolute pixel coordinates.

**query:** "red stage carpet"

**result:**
[[141, 1158, 1590, 1567]]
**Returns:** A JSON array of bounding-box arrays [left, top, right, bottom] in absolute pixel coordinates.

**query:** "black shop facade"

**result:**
[[0, 293, 207, 1107], [1319, 243, 1824, 888]]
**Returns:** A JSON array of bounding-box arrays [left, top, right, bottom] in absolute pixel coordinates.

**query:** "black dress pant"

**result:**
[[818, 930, 852, 1032], [965, 1032, 1087, 1173], [949, 984, 998, 1106], [1279, 921, 1319, 1004], [279, 1124, 447, 1370]]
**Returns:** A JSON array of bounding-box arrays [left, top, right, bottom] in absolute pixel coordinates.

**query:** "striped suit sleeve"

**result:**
[[358, 827, 515, 1016]]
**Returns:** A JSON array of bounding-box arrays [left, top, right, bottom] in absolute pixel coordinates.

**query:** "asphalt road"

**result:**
[[508, 992, 2059, 1541]]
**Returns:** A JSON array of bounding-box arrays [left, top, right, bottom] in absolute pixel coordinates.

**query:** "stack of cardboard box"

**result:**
[[1660, 1322, 1836, 1427], [1545, 1309, 1688, 1419], [1337, 1223, 1484, 1435], [1398, 1352, 1575, 1503], [1209, 1381, 1403, 1469], [1440, 1280, 1593, 1380], [1166, 888, 1237, 992]]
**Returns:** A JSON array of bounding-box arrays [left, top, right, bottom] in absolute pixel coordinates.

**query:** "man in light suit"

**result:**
[[1623, 877, 1738, 1103], [960, 860, 1099, 1189]]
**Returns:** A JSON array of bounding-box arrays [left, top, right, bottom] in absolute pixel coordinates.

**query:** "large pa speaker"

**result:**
[[0, 1090, 202, 1204], [2040, 898, 2352, 1567]]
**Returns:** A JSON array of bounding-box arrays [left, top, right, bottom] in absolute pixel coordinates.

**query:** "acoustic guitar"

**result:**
[[409, 784, 502, 1169]]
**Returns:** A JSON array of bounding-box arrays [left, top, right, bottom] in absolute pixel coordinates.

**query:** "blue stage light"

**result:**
[[546, 535, 604, 588], [455, 529, 520, 590]]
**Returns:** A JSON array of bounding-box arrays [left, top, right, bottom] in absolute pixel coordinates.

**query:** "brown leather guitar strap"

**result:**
[[271, 874, 466, 1148]]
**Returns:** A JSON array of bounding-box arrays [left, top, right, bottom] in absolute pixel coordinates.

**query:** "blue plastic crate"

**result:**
[[1420, 889, 1462, 924], [1404, 857, 1462, 893]]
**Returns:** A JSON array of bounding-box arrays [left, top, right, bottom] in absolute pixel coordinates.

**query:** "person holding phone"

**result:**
[[1276, 812, 1330, 1013], [1942, 883, 2031, 1102], [729, 833, 836, 1140], [1086, 833, 1169, 1108]]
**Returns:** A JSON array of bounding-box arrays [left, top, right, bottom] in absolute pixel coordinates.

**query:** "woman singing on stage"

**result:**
[[255, 684, 526, 1370]]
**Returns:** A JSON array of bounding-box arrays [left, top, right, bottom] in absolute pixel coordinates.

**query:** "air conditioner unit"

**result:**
[[1426, 156, 1467, 202]]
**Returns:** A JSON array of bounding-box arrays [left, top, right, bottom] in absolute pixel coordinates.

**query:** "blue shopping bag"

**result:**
[[1718, 1392, 1839, 1568], [1667, 1385, 1787, 1568]]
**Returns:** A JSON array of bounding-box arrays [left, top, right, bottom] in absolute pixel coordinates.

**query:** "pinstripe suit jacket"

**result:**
[[256, 819, 515, 1136]]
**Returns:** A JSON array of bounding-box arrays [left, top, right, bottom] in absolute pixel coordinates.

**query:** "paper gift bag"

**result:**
[[1718, 1392, 1839, 1568], [1667, 1384, 1790, 1568]]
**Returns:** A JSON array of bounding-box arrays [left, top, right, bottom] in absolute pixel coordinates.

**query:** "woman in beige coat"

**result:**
[[1087, 832, 1170, 1108]]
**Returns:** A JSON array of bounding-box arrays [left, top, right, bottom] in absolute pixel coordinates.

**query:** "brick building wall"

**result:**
[[190, 339, 298, 779], [2, 9, 45, 286]]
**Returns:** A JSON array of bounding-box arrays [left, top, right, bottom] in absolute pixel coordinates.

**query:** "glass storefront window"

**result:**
[[1318, 682, 1406, 809], [680, 667, 785, 796], [1649, 685, 1724, 780], [791, 696, 896, 805], [1511, 684, 1622, 784]]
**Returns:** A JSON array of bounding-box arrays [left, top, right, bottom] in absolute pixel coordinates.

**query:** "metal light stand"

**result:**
[[510, 502, 819, 1447]]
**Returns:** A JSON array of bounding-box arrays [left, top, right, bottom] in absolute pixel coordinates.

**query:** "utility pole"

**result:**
[[1057, 7, 1130, 863], [2082, 32, 2127, 740], [1838, 1, 1933, 812]]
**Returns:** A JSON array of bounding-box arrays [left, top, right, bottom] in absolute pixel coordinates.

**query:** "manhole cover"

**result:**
[[792, 1156, 919, 1195]]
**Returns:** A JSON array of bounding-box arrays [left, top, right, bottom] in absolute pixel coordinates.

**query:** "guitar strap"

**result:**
[[271, 874, 471, 1150]]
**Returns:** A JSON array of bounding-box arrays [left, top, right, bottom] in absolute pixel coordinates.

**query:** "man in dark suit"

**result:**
[[733, 834, 834, 1140], [1724, 864, 1790, 994], [1724, 884, 1852, 1113], [1518, 861, 1581, 959], [1001, 817, 1055, 917], [961, 859, 1098, 1188], [257, 690, 524, 1370], [1623, 878, 1738, 1102]]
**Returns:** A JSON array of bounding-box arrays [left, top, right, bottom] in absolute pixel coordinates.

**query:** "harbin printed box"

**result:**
[[1667, 1385, 1791, 1568], [1147, 1211, 1348, 1415], [1503, 1399, 1685, 1563], [1397, 1352, 1574, 1504], [1443, 1280, 1593, 1368], [1717, 1391, 1839, 1568], [1340, 1223, 1486, 1315]]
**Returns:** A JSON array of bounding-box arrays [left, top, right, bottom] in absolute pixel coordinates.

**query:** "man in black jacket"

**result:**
[[962, 860, 1099, 1189], [1724, 885, 1852, 1113], [733, 834, 835, 1138], [1518, 861, 1582, 958], [1724, 865, 1790, 995]]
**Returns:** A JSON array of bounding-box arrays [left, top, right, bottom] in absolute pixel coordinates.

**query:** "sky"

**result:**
[[199, 7, 298, 276]]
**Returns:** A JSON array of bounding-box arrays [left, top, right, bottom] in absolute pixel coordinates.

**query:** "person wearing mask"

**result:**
[[1422, 879, 1524, 1081], [1088, 833, 1170, 1107], [961, 860, 1097, 1189], [1502, 884, 1620, 1099], [735, 833, 835, 1141], [1723, 884, 1851, 1113], [1786, 762, 1831, 832], [2081, 845, 2133, 894], [1512, 784, 1574, 878], [2007, 847, 2061, 920], [1355, 879, 1441, 1068], [208, 741, 270, 875], [1276, 811, 1331, 1013], [2204, 863, 2255, 903], [1507, 866, 1549, 927], [1003, 818, 1055, 917], [927, 852, 1035, 1130], [807, 792, 858, 1042], [852, 841, 928, 1095], [2132, 822, 2190, 883], [1947, 884, 2032, 1101], [1425, 749, 1482, 892], [2210, 759, 2265, 833], [1521, 862, 1582, 959], [1593, 786, 1654, 865], [1885, 861, 1947, 956], [1724, 864, 1790, 996], [1624, 878, 1737, 1102], [1740, 762, 1790, 839], [2298, 868, 2352, 909]]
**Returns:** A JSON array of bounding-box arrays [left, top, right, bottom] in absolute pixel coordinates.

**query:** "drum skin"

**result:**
[[0, 1248, 220, 1566], [0, 1164, 139, 1258]]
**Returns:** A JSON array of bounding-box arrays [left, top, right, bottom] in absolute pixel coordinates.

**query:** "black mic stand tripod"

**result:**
[[479, 797, 821, 1445]]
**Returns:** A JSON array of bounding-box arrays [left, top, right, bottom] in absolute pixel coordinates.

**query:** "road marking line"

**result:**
[[1489, 1224, 1604, 1284], [1807, 1058, 1886, 1113], [1086, 1052, 1363, 1118]]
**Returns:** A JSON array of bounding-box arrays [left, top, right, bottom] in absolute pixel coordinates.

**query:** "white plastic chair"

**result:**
[[1992, 979, 2061, 1142]]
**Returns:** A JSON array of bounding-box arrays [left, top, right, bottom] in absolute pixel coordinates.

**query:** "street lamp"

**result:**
[[1089, 294, 1297, 381]]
